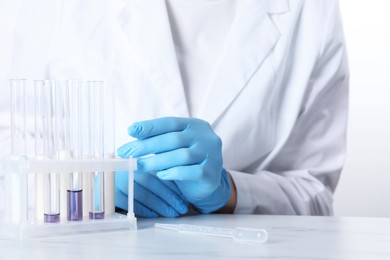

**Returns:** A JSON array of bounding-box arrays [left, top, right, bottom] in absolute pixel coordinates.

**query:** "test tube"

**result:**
[[9, 79, 28, 223], [10, 79, 27, 157], [80, 82, 92, 218], [43, 80, 61, 223], [67, 80, 83, 221], [88, 81, 105, 219], [34, 80, 47, 222], [103, 83, 115, 216]]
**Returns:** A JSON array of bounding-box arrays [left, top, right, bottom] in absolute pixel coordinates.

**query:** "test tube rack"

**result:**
[[0, 156, 137, 240]]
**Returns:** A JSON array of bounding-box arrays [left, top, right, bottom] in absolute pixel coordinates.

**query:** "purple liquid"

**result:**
[[44, 213, 60, 223], [89, 212, 105, 219], [67, 190, 83, 221]]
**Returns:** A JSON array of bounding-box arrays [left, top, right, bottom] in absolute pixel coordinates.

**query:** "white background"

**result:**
[[334, 0, 390, 217], [0, 0, 389, 217]]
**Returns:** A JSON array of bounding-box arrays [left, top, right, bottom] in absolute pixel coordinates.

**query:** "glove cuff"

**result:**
[[192, 168, 231, 214]]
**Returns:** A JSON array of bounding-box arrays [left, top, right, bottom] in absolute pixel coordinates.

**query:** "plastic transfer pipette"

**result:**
[[154, 223, 269, 244]]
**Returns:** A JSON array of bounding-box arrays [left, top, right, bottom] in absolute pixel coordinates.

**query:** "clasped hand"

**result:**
[[115, 117, 231, 217]]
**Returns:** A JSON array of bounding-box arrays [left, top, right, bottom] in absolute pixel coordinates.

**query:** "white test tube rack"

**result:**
[[0, 156, 137, 240]]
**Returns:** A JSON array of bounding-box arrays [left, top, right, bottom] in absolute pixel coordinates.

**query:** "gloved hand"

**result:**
[[115, 171, 189, 218], [117, 117, 231, 213]]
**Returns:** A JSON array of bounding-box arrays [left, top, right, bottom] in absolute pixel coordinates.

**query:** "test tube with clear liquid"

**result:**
[[80, 83, 92, 218], [88, 81, 105, 219], [103, 82, 115, 216], [43, 80, 61, 223], [9, 79, 28, 224], [34, 81, 49, 222]]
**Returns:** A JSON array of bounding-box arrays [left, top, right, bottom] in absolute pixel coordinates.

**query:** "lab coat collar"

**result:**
[[197, 0, 290, 125], [117, 0, 290, 123]]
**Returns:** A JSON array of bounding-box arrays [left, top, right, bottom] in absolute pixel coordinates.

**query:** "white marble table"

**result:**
[[1, 214, 390, 259]]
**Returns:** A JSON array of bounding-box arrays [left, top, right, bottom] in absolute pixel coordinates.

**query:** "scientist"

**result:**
[[1, 0, 348, 217]]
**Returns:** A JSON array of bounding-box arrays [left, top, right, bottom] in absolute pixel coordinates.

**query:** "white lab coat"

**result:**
[[0, 0, 348, 215]]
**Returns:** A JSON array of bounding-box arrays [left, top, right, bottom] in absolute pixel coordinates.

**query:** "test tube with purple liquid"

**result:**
[[67, 80, 83, 221], [44, 80, 61, 223]]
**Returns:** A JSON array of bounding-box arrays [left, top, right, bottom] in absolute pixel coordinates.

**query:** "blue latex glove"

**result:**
[[115, 171, 189, 218], [117, 117, 231, 213]]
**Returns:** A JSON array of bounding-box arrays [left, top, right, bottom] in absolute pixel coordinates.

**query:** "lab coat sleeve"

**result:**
[[230, 1, 349, 216]]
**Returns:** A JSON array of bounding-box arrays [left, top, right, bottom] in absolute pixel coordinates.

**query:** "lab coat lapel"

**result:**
[[198, 0, 290, 125], [119, 0, 189, 117]]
